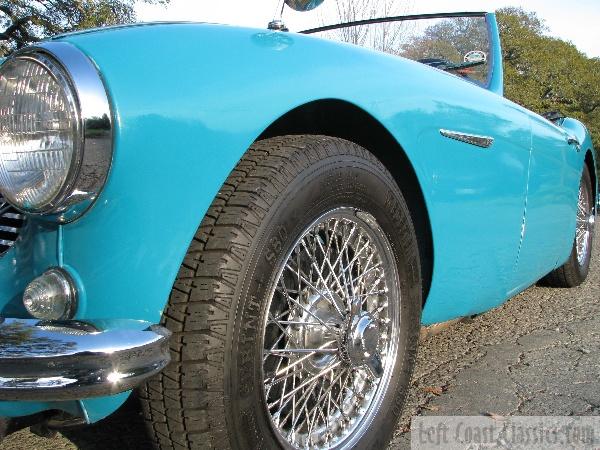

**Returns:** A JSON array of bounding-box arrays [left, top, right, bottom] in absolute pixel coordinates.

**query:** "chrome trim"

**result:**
[[567, 136, 582, 152], [0, 318, 171, 401], [440, 129, 494, 148], [7, 42, 113, 223], [302, 11, 488, 34], [267, 19, 289, 31], [0, 226, 18, 233], [0, 193, 26, 257], [23, 267, 78, 320], [1, 213, 24, 220], [285, 0, 325, 12]]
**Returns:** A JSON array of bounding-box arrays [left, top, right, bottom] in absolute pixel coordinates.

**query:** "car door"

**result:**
[[511, 114, 582, 290], [414, 90, 532, 320]]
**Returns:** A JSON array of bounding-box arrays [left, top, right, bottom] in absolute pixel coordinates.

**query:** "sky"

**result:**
[[135, 0, 600, 58]]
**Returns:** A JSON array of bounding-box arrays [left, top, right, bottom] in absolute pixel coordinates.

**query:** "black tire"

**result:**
[[139, 135, 422, 449], [543, 165, 595, 287]]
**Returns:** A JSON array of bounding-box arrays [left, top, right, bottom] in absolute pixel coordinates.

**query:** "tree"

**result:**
[[372, 7, 600, 152], [0, 0, 169, 56], [318, 0, 414, 53], [497, 7, 600, 152], [401, 16, 489, 84], [402, 17, 488, 60]]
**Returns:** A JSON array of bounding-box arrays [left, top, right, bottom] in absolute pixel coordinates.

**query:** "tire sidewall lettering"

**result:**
[[229, 142, 422, 449]]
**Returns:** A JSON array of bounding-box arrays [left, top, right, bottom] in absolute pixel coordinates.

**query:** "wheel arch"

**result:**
[[257, 99, 434, 303]]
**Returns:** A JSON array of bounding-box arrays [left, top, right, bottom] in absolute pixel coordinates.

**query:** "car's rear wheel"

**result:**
[[543, 165, 595, 287], [140, 135, 421, 449]]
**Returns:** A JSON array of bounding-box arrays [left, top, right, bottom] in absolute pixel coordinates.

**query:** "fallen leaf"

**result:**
[[423, 405, 440, 411], [423, 386, 443, 396]]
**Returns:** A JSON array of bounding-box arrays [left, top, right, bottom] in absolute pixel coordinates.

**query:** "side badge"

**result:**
[[440, 129, 494, 149]]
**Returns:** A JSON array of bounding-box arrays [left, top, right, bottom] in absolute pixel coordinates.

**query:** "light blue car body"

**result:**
[[0, 13, 597, 422]]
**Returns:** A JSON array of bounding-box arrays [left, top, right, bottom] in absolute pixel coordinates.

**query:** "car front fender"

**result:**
[[0, 21, 541, 422]]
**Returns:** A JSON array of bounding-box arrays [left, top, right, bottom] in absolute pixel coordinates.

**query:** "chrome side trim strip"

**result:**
[[0, 318, 171, 401], [440, 129, 494, 148]]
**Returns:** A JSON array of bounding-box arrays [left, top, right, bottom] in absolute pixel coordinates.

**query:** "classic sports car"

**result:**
[[0, 0, 597, 448]]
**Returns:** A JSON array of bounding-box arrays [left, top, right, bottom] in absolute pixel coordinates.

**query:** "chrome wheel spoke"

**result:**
[[575, 180, 594, 266], [266, 347, 338, 355], [261, 208, 401, 449]]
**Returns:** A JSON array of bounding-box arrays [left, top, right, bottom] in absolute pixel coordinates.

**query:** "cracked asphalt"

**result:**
[[2, 230, 598, 450], [390, 228, 600, 448]]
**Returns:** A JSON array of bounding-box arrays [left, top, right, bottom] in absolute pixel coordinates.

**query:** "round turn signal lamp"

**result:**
[[23, 268, 77, 320]]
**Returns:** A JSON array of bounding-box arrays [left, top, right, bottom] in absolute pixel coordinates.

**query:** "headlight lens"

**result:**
[[0, 55, 78, 213]]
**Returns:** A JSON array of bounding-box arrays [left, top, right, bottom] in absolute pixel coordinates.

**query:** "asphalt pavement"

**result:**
[[2, 229, 598, 450]]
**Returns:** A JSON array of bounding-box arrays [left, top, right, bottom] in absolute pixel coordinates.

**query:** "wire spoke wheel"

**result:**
[[142, 136, 422, 450], [575, 179, 594, 266], [261, 207, 400, 449]]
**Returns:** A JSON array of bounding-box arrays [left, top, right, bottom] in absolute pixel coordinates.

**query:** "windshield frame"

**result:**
[[301, 11, 495, 91]]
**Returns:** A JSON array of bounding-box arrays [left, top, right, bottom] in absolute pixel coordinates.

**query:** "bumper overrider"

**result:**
[[0, 318, 171, 401]]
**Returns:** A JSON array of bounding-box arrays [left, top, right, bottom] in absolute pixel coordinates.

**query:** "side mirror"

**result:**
[[284, 0, 325, 12]]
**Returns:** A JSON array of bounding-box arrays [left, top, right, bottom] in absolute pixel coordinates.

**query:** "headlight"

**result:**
[[0, 42, 113, 222], [0, 55, 77, 212]]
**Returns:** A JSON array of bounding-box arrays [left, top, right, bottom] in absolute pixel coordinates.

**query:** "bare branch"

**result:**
[[319, 0, 414, 52]]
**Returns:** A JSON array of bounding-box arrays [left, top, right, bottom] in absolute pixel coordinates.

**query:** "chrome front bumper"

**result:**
[[0, 318, 171, 401]]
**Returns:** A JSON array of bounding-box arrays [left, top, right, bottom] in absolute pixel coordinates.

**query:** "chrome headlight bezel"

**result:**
[[0, 42, 113, 223]]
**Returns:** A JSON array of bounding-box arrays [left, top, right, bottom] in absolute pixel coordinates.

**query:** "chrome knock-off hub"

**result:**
[[290, 293, 344, 374], [346, 312, 383, 377]]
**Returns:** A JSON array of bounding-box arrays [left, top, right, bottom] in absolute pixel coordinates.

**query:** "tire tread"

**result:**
[[139, 136, 389, 449]]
